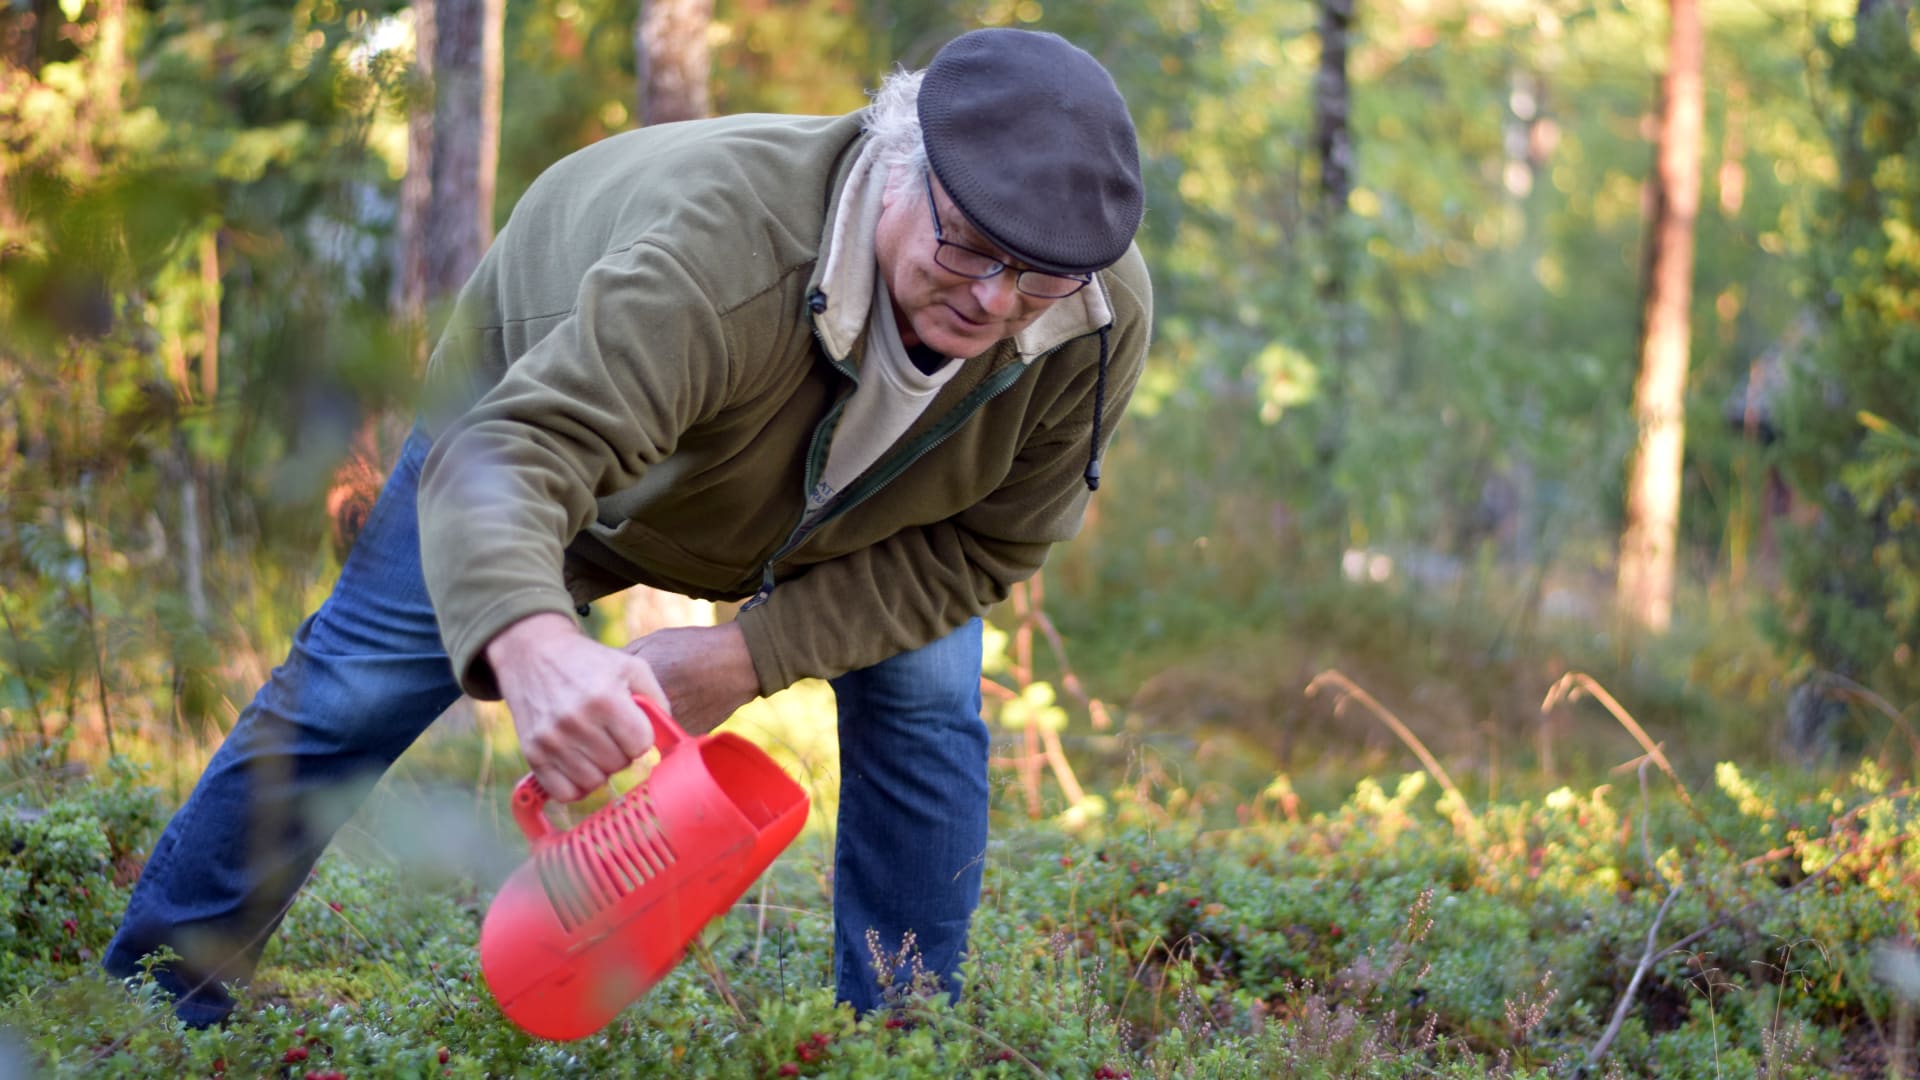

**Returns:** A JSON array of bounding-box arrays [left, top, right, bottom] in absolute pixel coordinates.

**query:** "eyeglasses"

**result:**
[[921, 168, 1092, 300]]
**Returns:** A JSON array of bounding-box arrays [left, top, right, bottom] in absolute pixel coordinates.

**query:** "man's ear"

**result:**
[[879, 164, 909, 210]]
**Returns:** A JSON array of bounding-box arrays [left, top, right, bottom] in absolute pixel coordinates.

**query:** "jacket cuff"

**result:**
[[442, 586, 580, 700], [734, 602, 798, 698]]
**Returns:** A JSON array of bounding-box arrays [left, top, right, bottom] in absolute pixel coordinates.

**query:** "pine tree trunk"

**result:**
[[620, 0, 716, 637], [425, 0, 502, 296], [336, 0, 501, 556], [1616, 0, 1704, 632], [636, 0, 713, 126], [394, 0, 436, 334]]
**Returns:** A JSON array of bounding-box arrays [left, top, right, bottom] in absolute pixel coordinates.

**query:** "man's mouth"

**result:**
[[945, 304, 988, 328]]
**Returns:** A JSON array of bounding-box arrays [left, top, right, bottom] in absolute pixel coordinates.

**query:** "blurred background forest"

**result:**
[[2, 0, 1918, 807]]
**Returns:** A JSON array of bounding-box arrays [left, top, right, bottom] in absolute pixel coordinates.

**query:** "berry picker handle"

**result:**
[[509, 694, 685, 844]]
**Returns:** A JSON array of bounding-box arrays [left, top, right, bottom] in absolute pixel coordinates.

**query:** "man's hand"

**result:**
[[623, 622, 760, 736], [487, 612, 666, 803]]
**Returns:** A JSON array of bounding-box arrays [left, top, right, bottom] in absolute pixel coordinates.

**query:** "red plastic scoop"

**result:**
[[479, 695, 809, 1040]]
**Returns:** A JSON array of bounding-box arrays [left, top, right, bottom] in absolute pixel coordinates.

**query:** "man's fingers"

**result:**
[[528, 728, 615, 802], [532, 762, 582, 804], [606, 696, 656, 762], [624, 656, 671, 717], [571, 719, 633, 777]]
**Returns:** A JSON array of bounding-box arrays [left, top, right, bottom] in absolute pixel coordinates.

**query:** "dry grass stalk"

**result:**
[[1816, 673, 1920, 765], [1541, 672, 1689, 803], [1305, 669, 1482, 844], [1543, 671, 1742, 855]]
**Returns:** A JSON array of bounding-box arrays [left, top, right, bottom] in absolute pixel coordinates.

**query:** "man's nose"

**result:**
[[972, 272, 1022, 318]]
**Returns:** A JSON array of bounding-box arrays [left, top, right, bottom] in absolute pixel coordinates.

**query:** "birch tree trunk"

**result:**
[[1616, 0, 1704, 632], [1312, 0, 1355, 530]]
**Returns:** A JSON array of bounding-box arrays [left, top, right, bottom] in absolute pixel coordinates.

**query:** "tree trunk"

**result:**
[[1616, 0, 1704, 632], [89, 0, 124, 116], [1311, 0, 1356, 533], [635, 0, 713, 126], [426, 0, 503, 296], [394, 0, 436, 335], [616, 0, 717, 639], [336, 0, 501, 556], [1313, 0, 1353, 214]]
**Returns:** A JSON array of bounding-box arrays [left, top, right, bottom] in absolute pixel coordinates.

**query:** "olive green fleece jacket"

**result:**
[[416, 111, 1152, 701]]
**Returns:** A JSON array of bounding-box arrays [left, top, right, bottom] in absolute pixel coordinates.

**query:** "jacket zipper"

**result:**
[[743, 291, 1053, 608]]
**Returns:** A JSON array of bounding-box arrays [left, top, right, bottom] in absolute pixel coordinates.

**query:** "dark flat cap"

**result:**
[[919, 28, 1144, 276]]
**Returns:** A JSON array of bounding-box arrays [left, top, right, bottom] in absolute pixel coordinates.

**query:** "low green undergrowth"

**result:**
[[1, 754, 1915, 1078]]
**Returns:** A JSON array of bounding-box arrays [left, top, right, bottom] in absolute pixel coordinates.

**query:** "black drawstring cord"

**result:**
[[1084, 324, 1111, 491]]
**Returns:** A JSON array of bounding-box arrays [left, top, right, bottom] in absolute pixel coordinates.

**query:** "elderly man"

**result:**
[[106, 26, 1151, 1024]]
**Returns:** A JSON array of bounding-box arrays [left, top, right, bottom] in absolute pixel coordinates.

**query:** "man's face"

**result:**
[[872, 165, 1063, 359]]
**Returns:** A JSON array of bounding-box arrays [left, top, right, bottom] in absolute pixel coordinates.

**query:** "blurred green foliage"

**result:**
[[1772, 1, 1920, 719], [0, 0, 1910, 773]]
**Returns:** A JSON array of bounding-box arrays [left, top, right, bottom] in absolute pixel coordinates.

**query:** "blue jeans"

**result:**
[[103, 429, 991, 1024], [829, 617, 986, 1012]]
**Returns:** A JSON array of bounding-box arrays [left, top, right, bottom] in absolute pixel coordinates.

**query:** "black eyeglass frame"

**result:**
[[920, 167, 1093, 300]]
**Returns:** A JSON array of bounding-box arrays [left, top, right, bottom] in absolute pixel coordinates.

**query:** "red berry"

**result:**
[[1186, 898, 1200, 909], [884, 1016, 908, 1029], [283, 1046, 309, 1063], [811, 1032, 830, 1046], [777, 1065, 801, 1077], [211, 1057, 226, 1075], [295, 1027, 306, 1038], [439, 1048, 450, 1064], [61, 918, 77, 935], [328, 901, 344, 913], [1060, 856, 1073, 868], [797, 1046, 817, 1062]]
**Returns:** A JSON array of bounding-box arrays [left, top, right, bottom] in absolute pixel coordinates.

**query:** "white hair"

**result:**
[[862, 68, 928, 197]]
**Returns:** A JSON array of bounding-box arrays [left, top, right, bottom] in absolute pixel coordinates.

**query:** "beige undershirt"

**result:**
[[804, 140, 963, 518], [807, 273, 960, 514]]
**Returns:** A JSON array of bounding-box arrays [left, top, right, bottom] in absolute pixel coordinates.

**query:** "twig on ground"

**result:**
[[1587, 883, 1682, 1069], [1589, 760, 1684, 1072], [1586, 783, 1915, 1072], [688, 935, 745, 1022]]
